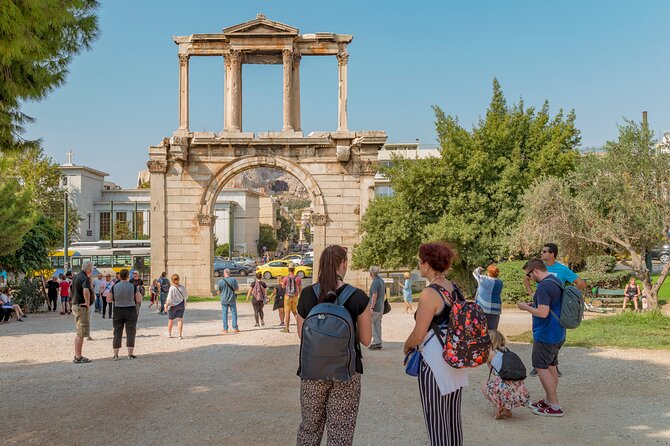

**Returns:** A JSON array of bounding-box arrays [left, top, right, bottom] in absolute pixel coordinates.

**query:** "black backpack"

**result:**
[[299, 284, 357, 382], [159, 277, 170, 294], [490, 347, 527, 381]]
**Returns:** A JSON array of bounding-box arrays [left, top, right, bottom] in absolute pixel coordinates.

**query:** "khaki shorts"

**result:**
[[73, 305, 91, 338], [284, 295, 298, 314]]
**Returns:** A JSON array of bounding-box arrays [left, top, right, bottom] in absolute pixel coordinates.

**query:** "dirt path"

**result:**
[[2, 303, 669, 445]]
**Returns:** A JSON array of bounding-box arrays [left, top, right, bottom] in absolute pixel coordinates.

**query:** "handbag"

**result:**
[[383, 298, 391, 315], [404, 348, 422, 377]]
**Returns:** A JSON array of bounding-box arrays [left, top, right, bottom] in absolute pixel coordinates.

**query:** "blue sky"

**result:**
[[23, 0, 670, 187]]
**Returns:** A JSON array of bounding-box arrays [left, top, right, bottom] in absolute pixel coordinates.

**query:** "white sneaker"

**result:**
[[178, 335, 183, 340], [164, 332, 171, 338]]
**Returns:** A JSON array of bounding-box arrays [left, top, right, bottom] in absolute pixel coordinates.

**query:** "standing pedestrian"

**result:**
[[149, 279, 159, 311], [269, 275, 285, 325], [368, 266, 385, 350], [517, 259, 565, 417], [46, 275, 59, 312], [281, 267, 302, 333], [295, 245, 372, 446], [404, 242, 468, 446], [217, 269, 240, 334], [473, 265, 503, 330], [93, 273, 103, 313], [246, 272, 267, 327], [158, 272, 170, 315], [59, 274, 71, 315], [100, 274, 113, 318], [109, 269, 143, 360], [165, 274, 187, 339], [402, 272, 414, 314], [130, 271, 145, 319], [71, 261, 94, 364]]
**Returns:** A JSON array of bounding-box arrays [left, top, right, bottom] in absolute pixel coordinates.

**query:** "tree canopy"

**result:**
[[353, 79, 581, 276], [514, 120, 670, 307]]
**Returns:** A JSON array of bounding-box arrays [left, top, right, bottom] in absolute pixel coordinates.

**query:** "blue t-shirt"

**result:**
[[369, 277, 385, 313], [532, 275, 566, 344], [217, 277, 239, 303], [546, 262, 579, 285]]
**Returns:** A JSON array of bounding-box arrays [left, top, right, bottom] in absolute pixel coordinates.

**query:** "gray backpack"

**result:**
[[550, 280, 584, 329], [299, 283, 357, 382]]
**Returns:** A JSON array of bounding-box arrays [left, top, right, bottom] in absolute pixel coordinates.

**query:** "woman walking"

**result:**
[[473, 265, 503, 330], [402, 272, 414, 313], [295, 245, 372, 446], [246, 272, 267, 327], [165, 274, 187, 339], [404, 242, 468, 446], [270, 275, 285, 325], [109, 269, 143, 360]]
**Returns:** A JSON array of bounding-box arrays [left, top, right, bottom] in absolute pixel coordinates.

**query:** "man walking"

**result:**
[[524, 243, 586, 377], [368, 266, 385, 350], [130, 271, 145, 318], [518, 259, 565, 417], [158, 272, 170, 315], [46, 275, 59, 312], [281, 266, 302, 333], [72, 261, 94, 364], [217, 269, 240, 334]]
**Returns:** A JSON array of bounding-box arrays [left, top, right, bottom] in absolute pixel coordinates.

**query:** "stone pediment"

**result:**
[[223, 14, 298, 36]]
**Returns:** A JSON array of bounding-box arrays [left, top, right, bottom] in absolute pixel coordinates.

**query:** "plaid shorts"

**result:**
[[72, 305, 91, 338]]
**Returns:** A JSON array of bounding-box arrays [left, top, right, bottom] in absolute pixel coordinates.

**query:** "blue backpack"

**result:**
[[299, 283, 357, 382]]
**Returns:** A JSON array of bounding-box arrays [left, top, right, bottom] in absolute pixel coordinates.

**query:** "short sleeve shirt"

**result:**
[[71, 272, 90, 305], [532, 275, 566, 344], [59, 280, 70, 297], [546, 262, 579, 285], [93, 279, 102, 295], [297, 284, 370, 374], [47, 280, 59, 297], [218, 277, 239, 303], [369, 277, 386, 313], [282, 275, 302, 296], [110, 281, 138, 307]]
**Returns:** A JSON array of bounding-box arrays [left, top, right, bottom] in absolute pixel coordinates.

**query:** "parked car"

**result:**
[[231, 256, 258, 267], [301, 253, 313, 267], [256, 261, 312, 279], [651, 243, 670, 264], [214, 260, 254, 277], [281, 254, 303, 265]]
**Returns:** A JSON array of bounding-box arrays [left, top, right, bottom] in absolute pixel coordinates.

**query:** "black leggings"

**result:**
[[113, 306, 138, 348], [102, 298, 113, 318], [49, 295, 58, 311], [252, 300, 265, 324]]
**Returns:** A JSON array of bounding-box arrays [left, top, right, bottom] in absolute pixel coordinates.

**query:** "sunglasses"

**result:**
[[525, 270, 534, 278]]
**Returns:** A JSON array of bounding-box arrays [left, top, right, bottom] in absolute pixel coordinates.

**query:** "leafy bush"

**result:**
[[215, 243, 230, 257], [585, 255, 617, 274], [11, 277, 45, 313], [497, 260, 528, 303], [581, 270, 632, 292]]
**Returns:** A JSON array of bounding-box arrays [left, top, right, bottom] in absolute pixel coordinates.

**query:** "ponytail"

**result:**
[[317, 245, 347, 303]]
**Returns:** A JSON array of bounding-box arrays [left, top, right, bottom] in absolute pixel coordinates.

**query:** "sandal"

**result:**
[[73, 356, 92, 364], [128, 354, 137, 359], [113, 355, 119, 361]]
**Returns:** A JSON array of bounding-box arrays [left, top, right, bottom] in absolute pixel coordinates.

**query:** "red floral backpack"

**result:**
[[429, 283, 491, 369]]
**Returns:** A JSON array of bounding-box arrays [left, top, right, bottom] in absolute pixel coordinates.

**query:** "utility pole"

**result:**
[[110, 200, 114, 249], [134, 201, 139, 239], [64, 188, 69, 273]]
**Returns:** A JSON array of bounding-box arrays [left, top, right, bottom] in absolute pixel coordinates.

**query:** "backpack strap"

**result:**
[[311, 283, 355, 307]]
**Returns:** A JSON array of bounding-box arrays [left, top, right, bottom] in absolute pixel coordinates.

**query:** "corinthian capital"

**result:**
[[293, 53, 302, 66], [337, 52, 349, 65], [147, 160, 168, 174], [178, 53, 189, 66], [229, 49, 242, 63], [282, 49, 293, 64]]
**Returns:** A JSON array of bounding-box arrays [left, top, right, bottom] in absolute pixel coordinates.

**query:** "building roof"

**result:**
[[59, 164, 109, 178]]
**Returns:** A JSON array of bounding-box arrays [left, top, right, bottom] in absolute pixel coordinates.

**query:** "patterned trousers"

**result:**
[[418, 361, 463, 446], [296, 374, 361, 446]]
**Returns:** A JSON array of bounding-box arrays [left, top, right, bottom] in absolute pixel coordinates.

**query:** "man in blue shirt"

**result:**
[[518, 259, 565, 417], [217, 269, 239, 334], [368, 266, 385, 350]]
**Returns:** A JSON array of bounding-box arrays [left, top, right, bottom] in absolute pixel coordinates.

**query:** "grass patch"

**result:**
[[508, 310, 670, 350]]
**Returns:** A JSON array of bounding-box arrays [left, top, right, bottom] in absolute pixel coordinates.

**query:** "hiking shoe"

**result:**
[[529, 368, 538, 377], [529, 399, 549, 411], [533, 406, 564, 417], [73, 356, 92, 364]]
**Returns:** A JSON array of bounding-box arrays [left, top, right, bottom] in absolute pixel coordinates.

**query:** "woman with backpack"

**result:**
[[403, 242, 469, 446], [246, 272, 267, 327], [295, 245, 372, 446], [164, 274, 187, 339]]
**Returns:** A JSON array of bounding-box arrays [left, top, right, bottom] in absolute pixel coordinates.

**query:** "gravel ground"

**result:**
[[2, 302, 669, 445]]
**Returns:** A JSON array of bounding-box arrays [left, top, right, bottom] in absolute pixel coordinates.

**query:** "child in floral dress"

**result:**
[[481, 330, 530, 419]]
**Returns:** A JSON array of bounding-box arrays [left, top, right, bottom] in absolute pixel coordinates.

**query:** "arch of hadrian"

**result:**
[[147, 14, 387, 295]]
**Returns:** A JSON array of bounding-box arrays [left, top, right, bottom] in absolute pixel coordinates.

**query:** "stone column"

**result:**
[[223, 54, 232, 131], [282, 49, 294, 132], [310, 213, 328, 282], [227, 49, 242, 132], [337, 52, 349, 132], [197, 214, 216, 296], [292, 53, 301, 132], [147, 160, 168, 282], [178, 54, 190, 132]]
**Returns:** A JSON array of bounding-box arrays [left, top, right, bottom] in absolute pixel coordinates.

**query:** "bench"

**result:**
[[589, 288, 625, 309]]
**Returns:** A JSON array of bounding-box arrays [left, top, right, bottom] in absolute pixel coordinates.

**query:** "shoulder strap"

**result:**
[[336, 285, 356, 306], [312, 283, 321, 299], [223, 278, 236, 294]]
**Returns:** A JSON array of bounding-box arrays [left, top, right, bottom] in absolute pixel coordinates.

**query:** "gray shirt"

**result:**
[[111, 281, 137, 308], [369, 277, 385, 313]]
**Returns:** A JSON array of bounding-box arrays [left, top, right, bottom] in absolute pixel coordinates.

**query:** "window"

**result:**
[[116, 212, 127, 222], [113, 254, 132, 268], [99, 212, 111, 239], [374, 185, 395, 198], [94, 255, 112, 268], [51, 256, 64, 268], [134, 211, 145, 237]]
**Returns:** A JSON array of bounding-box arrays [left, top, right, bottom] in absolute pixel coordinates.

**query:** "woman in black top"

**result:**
[[270, 276, 285, 325], [404, 242, 464, 446], [246, 272, 267, 327], [295, 245, 372, 446]]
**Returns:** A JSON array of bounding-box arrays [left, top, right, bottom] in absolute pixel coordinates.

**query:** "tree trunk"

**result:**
[[629, 250, 657, 308]]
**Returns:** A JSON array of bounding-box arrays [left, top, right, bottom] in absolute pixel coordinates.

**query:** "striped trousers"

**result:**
[[418, 361, 463, 446]]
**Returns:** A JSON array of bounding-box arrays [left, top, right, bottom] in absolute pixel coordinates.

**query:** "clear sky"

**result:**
[[22, 0, 670, 187]]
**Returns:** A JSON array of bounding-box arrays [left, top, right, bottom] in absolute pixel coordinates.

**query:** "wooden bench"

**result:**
[[589, 288, 625, 308]]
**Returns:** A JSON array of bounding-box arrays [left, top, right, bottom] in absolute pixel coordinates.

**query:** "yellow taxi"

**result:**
[[256, 260, 313, 279]]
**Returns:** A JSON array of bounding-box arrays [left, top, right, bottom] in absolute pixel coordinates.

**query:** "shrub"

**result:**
[[11, 277, 45, 313], [497, 260, 528, 303], [581, 270, 632, 292], [585, 255, 617, 274]]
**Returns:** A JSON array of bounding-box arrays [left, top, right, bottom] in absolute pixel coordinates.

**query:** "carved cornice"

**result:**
[[147, 160, 168, 174], [197, 214, 217, 226], [293, 53, 302, 66], [337, 52, 349, 65], [178, 53, 189, 66], [360, 160, 379, 174], [311, 213, 328, 226], [282, 49, 293, 65]]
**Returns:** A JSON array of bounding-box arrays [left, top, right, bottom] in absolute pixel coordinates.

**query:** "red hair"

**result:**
[[487, 264, 500, 278], [419, 243, 454, 273]]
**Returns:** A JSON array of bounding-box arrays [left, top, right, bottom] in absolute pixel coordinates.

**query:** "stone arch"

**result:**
[[199, 155, 325, 218]]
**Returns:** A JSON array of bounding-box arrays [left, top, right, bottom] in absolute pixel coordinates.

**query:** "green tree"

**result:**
[[353, 79, 580, 273], [0, 176, 36, 254], [0, 216, 60, 273], [514, 120, 670, 307], [113, 221, 133, 240], [0, 0, 99, 151], [215, 243, 230, 257], [276, 214, 294, 243], [258, 224, 279, 253]]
